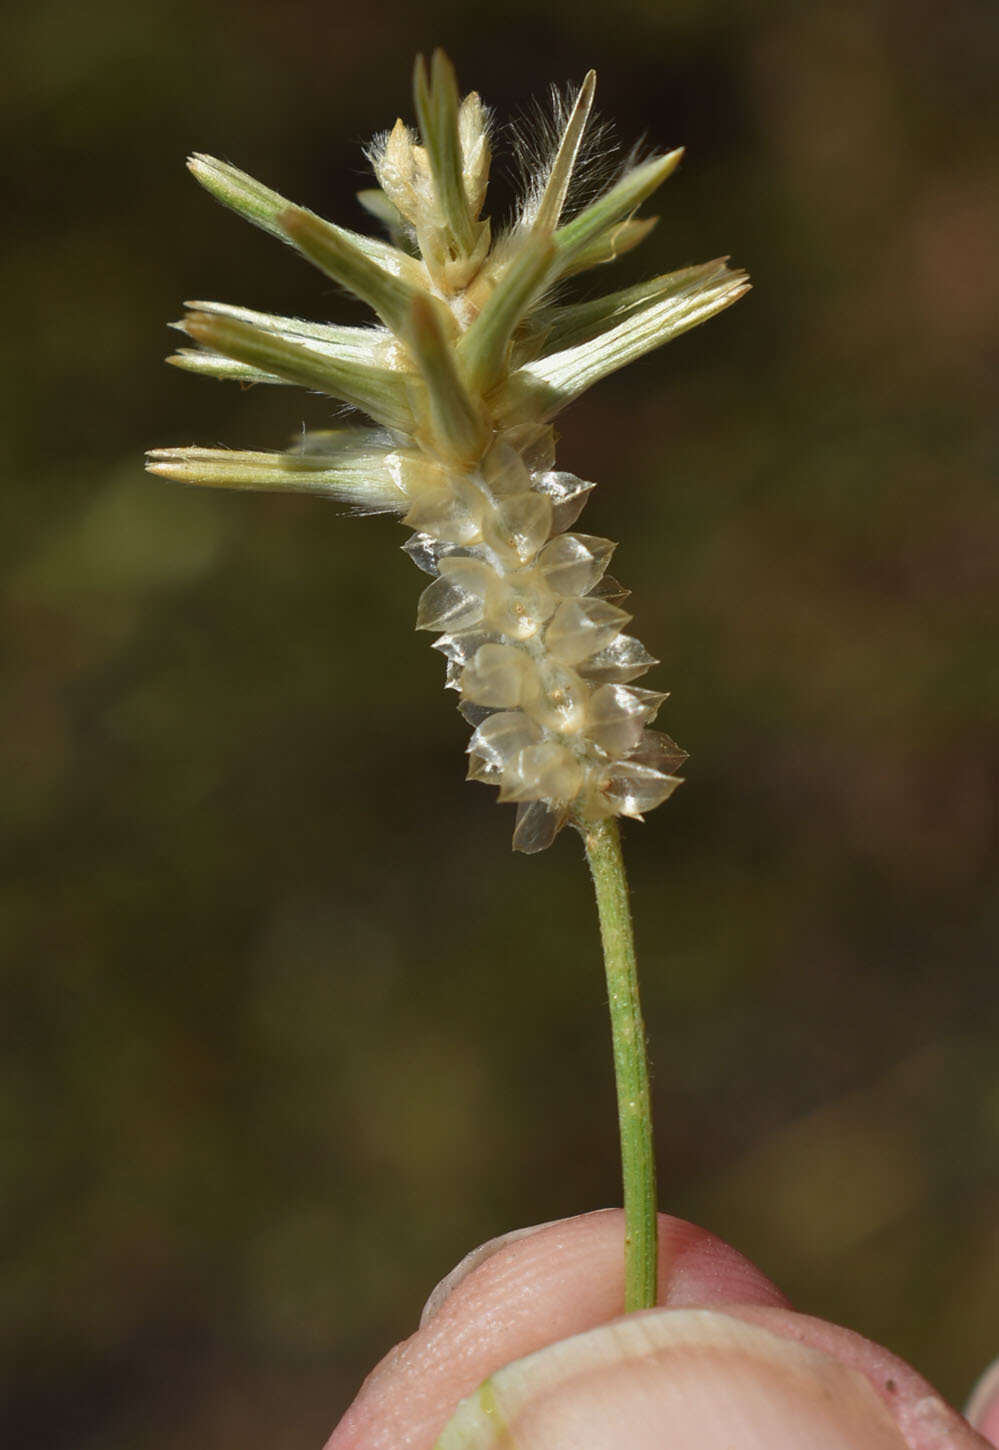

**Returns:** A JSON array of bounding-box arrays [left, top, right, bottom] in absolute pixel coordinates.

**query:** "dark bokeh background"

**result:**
[[4, 0, 998, 1445]]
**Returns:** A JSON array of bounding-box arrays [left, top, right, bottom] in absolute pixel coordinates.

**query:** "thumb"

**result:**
[[437, 1308, 917, 1449]]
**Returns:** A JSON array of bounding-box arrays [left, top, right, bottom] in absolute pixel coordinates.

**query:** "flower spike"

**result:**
[[151, 57, 749, 851]]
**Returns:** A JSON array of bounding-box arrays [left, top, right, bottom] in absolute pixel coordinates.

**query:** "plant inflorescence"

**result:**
[[148, 52, 747, 854]]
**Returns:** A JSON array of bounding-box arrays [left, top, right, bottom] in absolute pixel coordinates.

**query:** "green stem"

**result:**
[[581, 816, 658, 1312]]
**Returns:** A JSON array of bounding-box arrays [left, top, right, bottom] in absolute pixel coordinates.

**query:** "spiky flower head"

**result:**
[[148, 52, 748, 852]]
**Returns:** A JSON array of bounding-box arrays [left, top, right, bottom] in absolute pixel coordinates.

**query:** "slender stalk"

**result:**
[[581, 816, 658, 1311]]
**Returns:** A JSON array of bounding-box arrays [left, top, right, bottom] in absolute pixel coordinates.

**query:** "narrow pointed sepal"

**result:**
[[167, 296, 393, 389], [412, 49, 481, 253], [181, 311, 417, 433], [559, 215, 659, 277], [499, 266, 750, 420], [166, 350, 289, 385], [187, 153, 300, 244], [527, 69, 597, 234], [179, 299, 390, 365], [531, 259, 734, 354], [278, 206, 428, 334], [551, 149, 683, 276], [145, 443, 409, 511], [187, 154, 423, 279], [406, 296, 491, 463], [458, 233, 556, 395]]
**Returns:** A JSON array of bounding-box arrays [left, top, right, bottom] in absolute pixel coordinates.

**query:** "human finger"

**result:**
[[325, 1208, 788, 1450]]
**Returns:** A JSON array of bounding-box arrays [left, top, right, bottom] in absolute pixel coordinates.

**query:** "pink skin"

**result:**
[[326, 1210, 994, 1450]]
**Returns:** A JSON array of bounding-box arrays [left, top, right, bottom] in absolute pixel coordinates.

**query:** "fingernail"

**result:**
[[967, 1354, 999, 1444], [437, 1308, 909, 1449], [420, 1218, 572, 1326]]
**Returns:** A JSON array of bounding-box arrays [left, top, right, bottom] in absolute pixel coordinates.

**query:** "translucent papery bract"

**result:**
[[586, 684, 659, 754], [484, 569, 559, 642], [500, 423, 557, 476], [459, 699, 497, 729], [481, 441, 534, 498], [590, 574, 630, 603], [461, 642, 534, 708], [404, 473, 487, 545], [467, 710, 542, 780], [577, 634, 659, 684], [499, 741, 584, 804], [599, 762, 682, 818], [545, 598, 632, 666], [512, 798, 569, 854], [482, 491, 553, 565], [433, 629, 497, 665], [522, 662, 589, 734], [402, 531, 448, 574], [537, 532, 615, 595], [626, 729, 689, 774], [416, 556, 496, 631], [532, 470, 596, 532]]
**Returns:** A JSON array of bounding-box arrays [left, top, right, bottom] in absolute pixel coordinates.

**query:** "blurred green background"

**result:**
[[3, 0, 998, 1444]]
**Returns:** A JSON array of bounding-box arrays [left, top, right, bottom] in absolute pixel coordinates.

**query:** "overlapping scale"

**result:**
[[577, 634, 658, 683], [626, 729, 689, 774], [544, 597, 632, 665], [415, 556, 496, 631], [537, 532, 615, 595], [404, 472, 487, 544], [499, 742, 584, 804], [589, 574, 630, 603], [483, 569, 558, 641], [433, 629, 496, 665], [521, 662, 589, 733], [586, 683, 656, 754], [511, 798, 569, 854], [480, 440, 533, 497], [599, 762, 682, 818], [467, 709, 542, 779], [531, 470, 595, 532], [403, 532, 477, 574], [458, 698, 496, 728], [501, 423, 556, 475], [461, 642, 534, 707], [483, 491, 553, 564]]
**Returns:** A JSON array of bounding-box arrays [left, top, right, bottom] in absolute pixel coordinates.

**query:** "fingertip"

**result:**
[[420, 1217, 571, 1327], [419, 1210, 789, 1329], [327, 1211, 789, 1450], [658, 1212, 791, 1310]]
